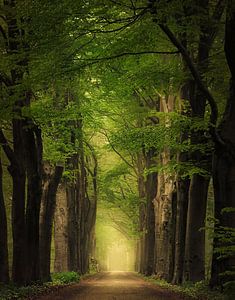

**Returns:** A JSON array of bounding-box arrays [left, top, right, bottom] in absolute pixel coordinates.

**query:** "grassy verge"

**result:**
[[0, 272, 80, 300], [141, 275, 225, 300]]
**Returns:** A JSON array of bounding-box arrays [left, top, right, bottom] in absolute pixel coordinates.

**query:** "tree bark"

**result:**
[[153, 96, 176, 282], [24, 123, 43, 283], [0, 153, 9, 283], [11, 119, 27, 285], [153, 153, 175, 281], [172, 174, 190, 284], [54, 184, 69, 272], [66, 173, 79, 271], [144, 149, 157, 275], [136, 153, 146, 273], [40, 163, 63, 281], [172, 81, 192, 285], [184, 175, 210, 281]]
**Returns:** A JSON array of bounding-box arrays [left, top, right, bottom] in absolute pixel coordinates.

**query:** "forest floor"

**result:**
[[31, 271, 193, 300]]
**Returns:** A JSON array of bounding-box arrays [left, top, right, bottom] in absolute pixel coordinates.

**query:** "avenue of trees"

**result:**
[[0, 0, 235, 296]]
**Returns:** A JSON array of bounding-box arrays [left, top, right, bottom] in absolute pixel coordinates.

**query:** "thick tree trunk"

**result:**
[[137, 153, 146, 274], [184, 175, 210, 281], [153, 156, 175, 281], [172, 83, 191, 285], [24, 124, 43, 283], [172, 175, 190, 284], [144, 150, 157, 275], [77, 138, 87, 274], [153, 96, 176, 282], [86, 148, 98, 272], [11, 119, 27, 285], [211, 5, 235, 285], [66, 177, 79, 271], [54, 184, 69, 272], [40, 163, 63, 281], [0, 124, 26, 286], [0, 154, 9, 283]]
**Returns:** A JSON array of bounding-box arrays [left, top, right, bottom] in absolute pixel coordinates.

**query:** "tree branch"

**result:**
[[158, 24, 218, 126], [78, 50, 180, 62], [0, 130, 17, 165], [102, 130, 137, 175]]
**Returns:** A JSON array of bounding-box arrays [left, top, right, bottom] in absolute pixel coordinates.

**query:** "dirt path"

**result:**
[[33, 272, 191, 300]]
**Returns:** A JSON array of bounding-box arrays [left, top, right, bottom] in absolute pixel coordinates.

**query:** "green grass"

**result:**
[[0, 272, 80, 300]]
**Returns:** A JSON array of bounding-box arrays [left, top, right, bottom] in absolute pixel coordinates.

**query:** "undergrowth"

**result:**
[[0, 271, 80, 300], [142, 275, 225, 300]]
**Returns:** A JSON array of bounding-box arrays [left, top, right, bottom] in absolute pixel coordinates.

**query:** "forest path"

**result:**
[[33, 271, 191, 300]]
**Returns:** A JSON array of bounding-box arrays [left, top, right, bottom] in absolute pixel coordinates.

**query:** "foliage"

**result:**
[[51, 272, 80, 284], [0, 272, 80, 300], [142, 275, 225, 300], [213, 209, 235, 297]]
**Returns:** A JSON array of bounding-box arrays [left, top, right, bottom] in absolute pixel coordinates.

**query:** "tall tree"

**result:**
[[211, 1, 235, 287]]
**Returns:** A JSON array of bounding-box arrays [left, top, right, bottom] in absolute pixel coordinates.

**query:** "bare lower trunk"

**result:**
[[0, 123, 26, 285], [154, 166, 175, 281], [137, 157, 146, 274], [154, 96, 176, 282], [184, 175, 210, 282], [144, 150, 157, 275], [172, 176, 190, 284], [67, 179, 79, 271], [54, 184, 69, 272], [40, 164, 63, 281], [24, 125, 43, 283], [11, 120, 27, 285], [0, 154, 9, 283]]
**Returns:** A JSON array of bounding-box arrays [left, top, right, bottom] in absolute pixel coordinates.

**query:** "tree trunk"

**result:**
[[40, 163, 63, 281], [172, 82, 192, 285], [184, 175, 210, 281], [153, 96, 176, 282], [24, 123, 43, 283], [183, 0, 213, 282], [66, 177, 79, 271], [54, 184, 69, 272], [0, 123, 26, 286], [153, 154, 175, 281], [0, 153, 9, 283], [137, 153, 146, 273], [77, 138, 87, 274], [172, 174, 190, 284], [11, 119, 27, 285], [211, 4, 235, 286], [144, 150, 157, 275], [85, 146, 98, 272]]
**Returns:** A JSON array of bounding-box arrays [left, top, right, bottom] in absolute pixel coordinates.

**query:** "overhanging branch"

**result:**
[[159, 24, 218, 126], [77, 50, 180, 62]]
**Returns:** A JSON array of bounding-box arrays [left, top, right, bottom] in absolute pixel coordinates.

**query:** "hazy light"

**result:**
[[96, 224, 135, 272]]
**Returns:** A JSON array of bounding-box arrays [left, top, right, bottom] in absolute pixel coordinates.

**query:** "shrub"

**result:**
[[51, 271, 80, 284]]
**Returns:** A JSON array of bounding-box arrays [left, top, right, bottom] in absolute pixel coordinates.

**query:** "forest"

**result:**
[[0, 0, 235, 299]]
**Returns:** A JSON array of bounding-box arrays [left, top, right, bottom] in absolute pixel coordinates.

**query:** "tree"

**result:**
[[211, 1, 235, 287]]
